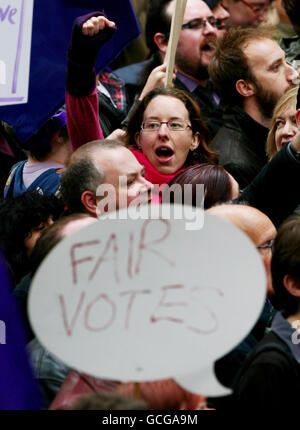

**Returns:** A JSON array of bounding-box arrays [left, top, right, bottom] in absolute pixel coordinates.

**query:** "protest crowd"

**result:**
[[1, 0, 300, 412]]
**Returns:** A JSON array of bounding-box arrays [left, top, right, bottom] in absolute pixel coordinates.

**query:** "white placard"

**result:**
[[0, 0, 34, 106], [28, 206, 266, 396]]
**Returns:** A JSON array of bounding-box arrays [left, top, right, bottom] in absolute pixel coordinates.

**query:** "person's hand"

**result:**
[[139, 64, 177, 100], [106, 128, 126, 142], [66, 12, 116, 96], [82, 15, 116, 36]]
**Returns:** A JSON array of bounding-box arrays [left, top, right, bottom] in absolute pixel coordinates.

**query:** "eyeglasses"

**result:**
[[239, 0, 270, 18], [181, 17, 218, 30], [257, 239, 275, 253], [141, 120, 192, 132], [214, 18, 227, 30]]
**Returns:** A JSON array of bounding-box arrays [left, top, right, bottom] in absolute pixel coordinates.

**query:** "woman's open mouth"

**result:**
[[155, 146, 174, 163]]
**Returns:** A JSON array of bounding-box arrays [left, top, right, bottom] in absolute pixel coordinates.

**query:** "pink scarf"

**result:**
[[131, 149, 189, 204], [132, 149, 186, 186]]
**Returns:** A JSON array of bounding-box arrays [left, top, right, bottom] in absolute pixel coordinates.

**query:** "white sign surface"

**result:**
[[28, 206, 266, 395], [0, 0, 34, 106]]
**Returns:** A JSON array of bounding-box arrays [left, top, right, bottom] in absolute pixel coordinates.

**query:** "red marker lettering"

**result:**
[[59, 291, 86, 337], [186, 308, 219, 335], [84, 294, 116, 332], [135, 219, 175, 275], [120, 289, 151, 330], [70, 241, 99, 284], [186, 286, 223, 335], [150, 284, 188, 324], [89, 234, 119, 283], [127, 232, 134, 279]]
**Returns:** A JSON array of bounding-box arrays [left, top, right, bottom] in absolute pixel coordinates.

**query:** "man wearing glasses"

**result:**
[[221, 0, 274, 27], [144, 0, 226, 138], [116, 0, 228, 139]]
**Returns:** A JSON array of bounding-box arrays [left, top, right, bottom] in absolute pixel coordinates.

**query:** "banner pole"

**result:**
[[164, 0, 187, 88]]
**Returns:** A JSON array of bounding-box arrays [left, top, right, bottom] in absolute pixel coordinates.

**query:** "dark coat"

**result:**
[[237, 143, 300, 228], [233, 330, 300, 411], [175, 78, 223, 139], [210, 106, 269, 189]]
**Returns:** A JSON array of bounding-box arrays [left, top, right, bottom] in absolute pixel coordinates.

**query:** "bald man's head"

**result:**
[[61, 140, 128, 214], [60, 140, 153, 217], [208, 204, 276, 247], [68, 139, 125, 165], [208, 204, 276, 296]]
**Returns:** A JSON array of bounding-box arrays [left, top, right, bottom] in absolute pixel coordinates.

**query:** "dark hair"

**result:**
[[0, 192, 63, 283], [145, 0, 172, 53], [136, 0, 174, 92], [137, 1, 173, 92], [282, 0, 300, 35], [30, 213, 93, 274], [163, 163, 233, 209], [60, 158, 104, 214], [209, 26, 275, 107], [125, 87, 217, 166], [271, 215, 300, 317], [23, 112, 68, 161]]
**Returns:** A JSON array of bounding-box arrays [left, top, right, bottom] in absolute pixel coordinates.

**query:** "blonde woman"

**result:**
[[266, 86, 299, 160]]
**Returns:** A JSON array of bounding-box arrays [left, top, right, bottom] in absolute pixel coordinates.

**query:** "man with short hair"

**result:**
[[221, 0, 273, 27], [116, 0, 226, 138], [59, 140, 153, 217], [209, 26, 298, 188]]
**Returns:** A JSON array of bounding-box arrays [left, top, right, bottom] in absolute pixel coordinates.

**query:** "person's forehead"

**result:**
[[244, 38, 284, 70], [213, 2, 229, 19], [208, 205, 276, 246], [226, 0, 270, 6], [96, 147, 143, 177], [246, 212, 276, 247], [246, 0, 270, 6], [167, 0, 213, 20], [276, 107, 296, 119], [143, 95, 189, 118]]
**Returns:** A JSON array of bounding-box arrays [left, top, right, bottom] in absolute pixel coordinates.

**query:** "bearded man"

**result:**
[[116, 0, 225, 138], [209, 26, 298, 189]]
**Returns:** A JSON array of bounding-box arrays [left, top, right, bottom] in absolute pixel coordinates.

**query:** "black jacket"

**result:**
[[237, 143, 300, 228], [210, 106, 269, 189], [175, 78, 223, 140], [233, 330, 300, 411]]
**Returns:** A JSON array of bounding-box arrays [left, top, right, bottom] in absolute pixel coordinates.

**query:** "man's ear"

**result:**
[[295, 109, 300, 128], [153, 32, 169, 56], [81, 191, 98, 217], [51, 130, 64, 147], [236, 79, 255, 98], [134, 132, 142, 150], [283, 274, 300, 298]]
